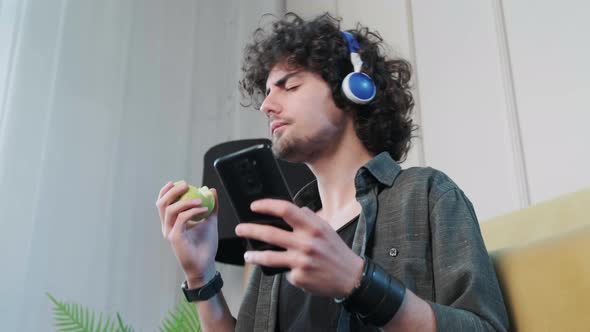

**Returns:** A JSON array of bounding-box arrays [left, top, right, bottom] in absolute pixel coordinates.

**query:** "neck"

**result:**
[[305, 121, 373, 221]]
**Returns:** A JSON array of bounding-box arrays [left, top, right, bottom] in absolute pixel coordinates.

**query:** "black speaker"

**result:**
[[201, 138, 316, 265]]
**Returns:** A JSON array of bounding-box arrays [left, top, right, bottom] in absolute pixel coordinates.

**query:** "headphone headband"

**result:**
[[342, 31, 360, 53]]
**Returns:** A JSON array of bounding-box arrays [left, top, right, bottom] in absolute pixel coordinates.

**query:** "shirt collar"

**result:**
[[358, 151, 401, 187], [293, 151, 401, 209]]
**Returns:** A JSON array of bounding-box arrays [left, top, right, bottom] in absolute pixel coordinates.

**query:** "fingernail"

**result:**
[[235, 225, 243, 234], [244, 252, 251, 262]]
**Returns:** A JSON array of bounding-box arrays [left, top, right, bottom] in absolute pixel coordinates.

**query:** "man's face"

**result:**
[[261, 64, 347, 163]]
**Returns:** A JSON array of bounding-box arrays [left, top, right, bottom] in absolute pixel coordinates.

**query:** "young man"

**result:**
[[156, 13, 509, 331]]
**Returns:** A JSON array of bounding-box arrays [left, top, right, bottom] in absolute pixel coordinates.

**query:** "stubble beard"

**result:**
[[271, 133, 310, 163], [271, 125, 343, 164]]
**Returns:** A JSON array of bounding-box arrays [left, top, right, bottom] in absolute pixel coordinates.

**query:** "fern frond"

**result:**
[[160, 309, 183, 332], [178, 300, 200, 332], [47, 292, 202, 332], [158, 299, 201, 332], [116, 312, 134, 332], [100, 315, 116, 332], [46, 292, 117, 332]]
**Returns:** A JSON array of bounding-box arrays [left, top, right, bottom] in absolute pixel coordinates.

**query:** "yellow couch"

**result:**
[[481, 188, 590, 332]]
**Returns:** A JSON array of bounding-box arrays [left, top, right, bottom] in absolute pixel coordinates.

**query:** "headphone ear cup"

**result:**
[[341, 72, 376, 104]]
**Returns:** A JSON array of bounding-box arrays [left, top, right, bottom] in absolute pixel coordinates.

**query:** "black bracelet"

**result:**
[[181, 271, 223, 302], [336, 257, 406, 327]]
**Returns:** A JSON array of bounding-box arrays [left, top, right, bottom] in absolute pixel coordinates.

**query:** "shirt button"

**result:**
[[389, 248, 398, 257]]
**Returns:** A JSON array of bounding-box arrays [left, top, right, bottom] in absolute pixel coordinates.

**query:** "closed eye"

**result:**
[[266, 71, 302, 96], [286, 85, 299, 92]]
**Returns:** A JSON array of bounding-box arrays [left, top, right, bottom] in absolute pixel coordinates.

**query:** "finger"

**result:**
[[163, 180, 189, 203], [158, 181, 174, 200], [157, 181, 189, 223], [169, 206, 210, 239], [235, 223, 298, 249], [156, 181, 174, 221], [163, 198, 202, 237], [286, 269, 309, 290], [210, 188, 219, 215], [250, 199, 311, 229], [244, 250, 295, 268]]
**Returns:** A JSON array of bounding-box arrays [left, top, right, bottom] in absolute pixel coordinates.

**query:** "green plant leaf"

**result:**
[[178, 300, 200, 332], [101, 316, 115, 332], [48, 292, 201, 332], [157, 298, 201, 332], [47, 292, 118, 332], [116, 312, 134, 332]]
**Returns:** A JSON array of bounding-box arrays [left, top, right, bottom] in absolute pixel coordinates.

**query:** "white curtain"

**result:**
[[0, 0, 283, 330]]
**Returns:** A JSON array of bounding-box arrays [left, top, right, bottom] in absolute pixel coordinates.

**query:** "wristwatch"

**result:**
[[181, 271, 223, 302]]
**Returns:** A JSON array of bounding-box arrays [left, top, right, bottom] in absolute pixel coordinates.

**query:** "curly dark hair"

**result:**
[[240, 12, 416, 162]]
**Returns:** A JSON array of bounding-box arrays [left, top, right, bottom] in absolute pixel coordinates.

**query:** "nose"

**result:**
[[259, 91, 281, 117]]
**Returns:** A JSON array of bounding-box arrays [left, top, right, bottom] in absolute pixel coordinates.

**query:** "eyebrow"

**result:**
[[265, 71, 301, 96]]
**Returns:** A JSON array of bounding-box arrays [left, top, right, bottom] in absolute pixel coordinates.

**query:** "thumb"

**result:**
[[210, 187, 220, 215]]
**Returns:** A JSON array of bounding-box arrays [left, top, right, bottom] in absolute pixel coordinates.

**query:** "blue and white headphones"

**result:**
[[341, 31, 376, 104]]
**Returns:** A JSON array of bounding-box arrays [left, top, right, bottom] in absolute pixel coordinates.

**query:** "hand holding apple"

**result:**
[[156, 180, 220, 287]]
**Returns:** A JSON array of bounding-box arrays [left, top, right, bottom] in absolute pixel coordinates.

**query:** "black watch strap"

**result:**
[[181, 271, 223, 302]]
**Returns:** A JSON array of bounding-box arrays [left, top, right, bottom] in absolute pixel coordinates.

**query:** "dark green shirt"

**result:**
[[236, 151, 510, 331]]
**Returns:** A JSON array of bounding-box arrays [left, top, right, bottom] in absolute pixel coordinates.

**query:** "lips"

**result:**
[[271, 121, 288, 134]]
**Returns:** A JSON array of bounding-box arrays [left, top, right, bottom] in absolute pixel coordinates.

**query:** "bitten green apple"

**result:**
[[173, 181, 215, 222]]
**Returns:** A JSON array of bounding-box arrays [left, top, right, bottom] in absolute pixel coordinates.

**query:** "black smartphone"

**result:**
[[213, 143, 293, 275]]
